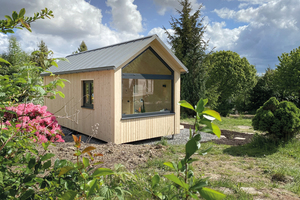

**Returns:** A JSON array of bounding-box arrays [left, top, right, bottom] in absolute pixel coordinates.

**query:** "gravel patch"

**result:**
[[61, 127, 218, 146]]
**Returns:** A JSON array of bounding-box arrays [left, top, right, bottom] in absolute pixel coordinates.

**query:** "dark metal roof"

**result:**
[[41, 35, 188, 76]]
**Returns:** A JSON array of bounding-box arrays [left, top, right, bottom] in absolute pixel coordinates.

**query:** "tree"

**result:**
[[0, 36, 30, 75], [31, 40, 53, 70], [247, 68, 277, 112], [206, 50, 257, 116], [164, 0, 210, 112], [72, 41, 88, 54], [274, 46, 300, 106]]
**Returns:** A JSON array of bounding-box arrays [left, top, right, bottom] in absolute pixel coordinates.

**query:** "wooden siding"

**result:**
[[119, 115, 175, 143], [44, 70, 114, 142], [113, 41, 181, 144]]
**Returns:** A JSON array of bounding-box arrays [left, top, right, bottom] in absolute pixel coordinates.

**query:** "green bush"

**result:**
[[252, 97, 300, 141]]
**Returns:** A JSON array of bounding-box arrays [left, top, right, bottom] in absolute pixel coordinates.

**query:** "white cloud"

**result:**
[[0, 0, 143, 58], [205, 21, 247, 50], [0, 34, 9, 54], [153, 0, 203, 15], [106, 0, 143, 33], [209, 0, 300, 72], [148, 27, 174, 48]]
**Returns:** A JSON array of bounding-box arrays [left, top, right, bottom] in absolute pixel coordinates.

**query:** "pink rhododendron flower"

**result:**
[[1, 103, 64, 143]]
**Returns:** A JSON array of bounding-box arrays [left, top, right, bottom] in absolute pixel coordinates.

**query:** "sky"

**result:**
[[0, 0, 300, 73]]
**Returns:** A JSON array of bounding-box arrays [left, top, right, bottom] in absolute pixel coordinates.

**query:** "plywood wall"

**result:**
[[44, 70, 114, 142], [113, 41, 182, 144]]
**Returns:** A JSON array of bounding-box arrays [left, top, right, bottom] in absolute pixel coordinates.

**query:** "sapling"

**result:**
[[147, 99, 226, 200]]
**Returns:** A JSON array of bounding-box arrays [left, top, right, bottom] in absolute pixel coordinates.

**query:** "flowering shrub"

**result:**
[[2, 103, 64, 143]]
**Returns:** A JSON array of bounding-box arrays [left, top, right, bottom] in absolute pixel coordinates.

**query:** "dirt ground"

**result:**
[[35, 130, 300, 199], [37, 128, 255, 169]]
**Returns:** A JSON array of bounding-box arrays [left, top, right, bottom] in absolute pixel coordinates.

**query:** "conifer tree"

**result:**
[[0, 36, 30, 75], [72, 41, 88, 54], [164, 0, 210, 112], [31, 40, 53, 70]]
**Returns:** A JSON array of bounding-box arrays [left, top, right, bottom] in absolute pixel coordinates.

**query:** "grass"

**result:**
[[130, 139, 300, 199], [181, 115, 256, 133], [124, 117, 300, 199]]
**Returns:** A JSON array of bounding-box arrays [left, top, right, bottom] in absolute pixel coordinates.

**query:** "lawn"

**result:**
[[181, 115, 256, 133], [126, 117, 300, 199]]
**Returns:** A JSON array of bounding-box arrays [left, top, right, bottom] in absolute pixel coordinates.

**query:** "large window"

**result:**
[[122, 47, 173, 118], [82, 80, 94, 109]]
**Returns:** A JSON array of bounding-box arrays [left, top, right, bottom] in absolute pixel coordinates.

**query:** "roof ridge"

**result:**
[[66, 34, 156, 58]]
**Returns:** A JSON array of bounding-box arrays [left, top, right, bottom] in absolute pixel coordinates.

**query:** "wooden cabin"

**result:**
[[42, 35, 188, 144]]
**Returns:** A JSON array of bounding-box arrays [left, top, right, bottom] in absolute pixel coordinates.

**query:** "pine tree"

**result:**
[[31, 40, 52, 70], [72, 41, 88, 54], [0, 36, 30, 75], [164, 0, 210, 113], [78, 41, 88, 52]]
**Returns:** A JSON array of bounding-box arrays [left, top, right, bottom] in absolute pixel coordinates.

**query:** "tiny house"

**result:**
[[42, 35, 188, 144]]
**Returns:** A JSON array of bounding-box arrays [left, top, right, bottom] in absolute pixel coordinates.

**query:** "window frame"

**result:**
[[82, 80, 94, 109], [122, 47, 174, 119]]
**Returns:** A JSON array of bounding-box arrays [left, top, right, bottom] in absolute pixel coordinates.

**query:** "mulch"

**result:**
[[181, 123, 254, 146], [213, 130, 254, 146]]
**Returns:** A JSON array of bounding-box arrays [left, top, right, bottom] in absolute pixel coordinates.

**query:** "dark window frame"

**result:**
[[82, 80, 94, 109], [121, 47, 174, 119]]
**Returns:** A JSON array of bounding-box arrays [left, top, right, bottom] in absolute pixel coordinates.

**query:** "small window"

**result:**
[[82, 80, 94, 109]]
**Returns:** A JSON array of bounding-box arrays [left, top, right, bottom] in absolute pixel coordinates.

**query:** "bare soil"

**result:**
[[37, 128, 254, 169], [35, 129, 300, 199]]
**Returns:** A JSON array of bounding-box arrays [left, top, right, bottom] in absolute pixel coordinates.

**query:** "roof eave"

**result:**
[[41, 66, 115, 76]]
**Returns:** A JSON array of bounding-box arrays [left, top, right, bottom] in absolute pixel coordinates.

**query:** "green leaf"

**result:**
[[164, 174, 189, 190], [61, 191, 78, 200], [199, 187, 226, 200], [43, 160, 51, 169], [12, 11, 18, 20], [51, 61, 58, 68], [211, 123, 221, 138], [40, 153, 55, 162], [92, 168, 114, 177], [82, 146, 96, 154], [163, 162, 175, 170], [83, 157, 90, 168], [195, 99, 208, 114], [0, 58, 10, 65], [190, 180, 208, 191], [42, 142, 51, 150], [151, 174, 160, 188], [56, 91, 65, 98], [185, 137, 201, 160], [188, 191, 199, 200], [58, 166, 74, 177], [28, 158, 36, 169], [199, 146, 213, 156], [86, 179, 97, 197], [202, 110, 222, 121], [178, 100, 195, 111], [19, 8, 26, 18], [0, 171, 3, 185], [56, 80, 65, 88], [5, 15, 12, 21], [20, 189, 34, 200]]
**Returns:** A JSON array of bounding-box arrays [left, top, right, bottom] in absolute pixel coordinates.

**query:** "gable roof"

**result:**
[[41, 35, 188, 76]]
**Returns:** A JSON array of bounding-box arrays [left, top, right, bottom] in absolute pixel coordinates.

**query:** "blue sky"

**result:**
[[0, 0, 300, 73]]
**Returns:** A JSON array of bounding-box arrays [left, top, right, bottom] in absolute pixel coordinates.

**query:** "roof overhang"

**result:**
[[41, 66, 115, 76]]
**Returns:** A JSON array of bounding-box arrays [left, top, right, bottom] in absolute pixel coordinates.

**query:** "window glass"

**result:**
[[122, 79, 171, 115], [85, 83, 90, 104], [123, 49, 172, 75], [83, 81, 93, 108]]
